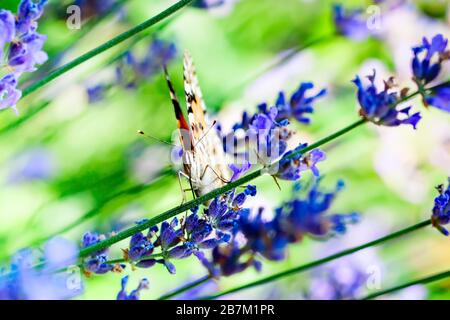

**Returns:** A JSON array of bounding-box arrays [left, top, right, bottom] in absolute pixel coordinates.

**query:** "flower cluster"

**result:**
[[87, 38, 177, 103], [411, 34, 450, 111], [431, 178, 450, 236], [81, 232, 125, 276], [0, 237, 82, 300], [219, 82, 327, 180], [353, 71, 421, 128], [120, 185, 257, 276], [0, 0, 48, 112], [353, 34, 450, 127], [203, 180, 359, 277]]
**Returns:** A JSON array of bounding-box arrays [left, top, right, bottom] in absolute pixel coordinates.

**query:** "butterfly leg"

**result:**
[[200, 165, 230, 184], [177, 171, 195, 206]]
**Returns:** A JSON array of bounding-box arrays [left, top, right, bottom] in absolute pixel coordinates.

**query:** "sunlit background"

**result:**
[[0, 0, 449, 300]]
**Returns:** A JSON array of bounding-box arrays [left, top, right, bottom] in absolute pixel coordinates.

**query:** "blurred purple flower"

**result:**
[[333, 4, 371, 41], [86, 84, 106, 104], [0, 75, 21, 113], [274, 180, 358, 241], [117, 276, 149, 300], [116, 39, 177, 89], [8, 147, 55, 183], [202, 180, 358, 276], [426, 85, 450, 112], [86, 38, 177, 103], [304, 259, 368, 300], [0, 237, 82, 300]]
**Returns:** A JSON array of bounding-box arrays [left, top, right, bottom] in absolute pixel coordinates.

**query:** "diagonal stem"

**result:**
[[20, 0, 129, 86], [363, 268, 450, 300], [21, 0, 193, 98], [198, 219, 432, 300], [79, 118, 367, 258]]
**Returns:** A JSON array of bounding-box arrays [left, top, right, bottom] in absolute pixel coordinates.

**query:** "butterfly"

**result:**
[[164, 51, 231, 198]]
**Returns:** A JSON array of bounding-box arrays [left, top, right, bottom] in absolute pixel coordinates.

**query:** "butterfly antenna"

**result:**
[[194, 120, 219, 148], [137, 130, 175, 147]]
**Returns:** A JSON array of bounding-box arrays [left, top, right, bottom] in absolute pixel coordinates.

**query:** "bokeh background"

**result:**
[[0, 0, 449, 299]]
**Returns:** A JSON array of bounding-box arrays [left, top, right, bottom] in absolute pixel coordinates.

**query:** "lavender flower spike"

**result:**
[[431, 178, 450, 236], [353, 71, 421, 128]]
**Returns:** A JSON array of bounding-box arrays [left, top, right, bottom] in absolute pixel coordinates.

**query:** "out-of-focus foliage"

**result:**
[[0, 0, 449, 299]]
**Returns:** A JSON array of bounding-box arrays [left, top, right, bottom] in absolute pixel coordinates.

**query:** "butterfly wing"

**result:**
[[163, 65, 193, 153], [183, 50, 209, 142]]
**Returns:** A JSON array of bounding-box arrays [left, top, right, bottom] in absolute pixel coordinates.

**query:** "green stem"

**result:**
[[55, 253, 163, 274], [158, 275, 212, 300], [21, 0, 129, 86], [199, 219, 432, 300], [21, 0, 193, 98], [31, 167, 173, 247], [79, 118, 367, 258], [363, 268, 450, 300], [0, 100, 50, 134]]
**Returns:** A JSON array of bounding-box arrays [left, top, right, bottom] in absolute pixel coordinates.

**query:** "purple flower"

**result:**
[[425, 84, 450, 112], [333, 4, 371, 41], [276, 144, 326, 181], [247, 108, 291, 166], [210, 240, 257, 277], [0, 0, 48, 112], [206, 186, 257, 234], [127, 231, 154, 261], [229, 161, 251, 182], [0, 10, 15, 59], [16, 0, 48, 35], [268, 83, 327, 124], [431, 178, 450, 236], [116, 39, 177, 88], [81, 232, 125, 275], [412, 34, 449, 86], [353, 71, 421, 128], [220, 82, 324, 168], [117, 276, 149, 300], [0, 75, 21, 113], [275, 180, 359, 240], [239, 208, 288, 261], [8, 29, 47, 74], [0, 237, 82, 300], [87, 84, 106, 103]]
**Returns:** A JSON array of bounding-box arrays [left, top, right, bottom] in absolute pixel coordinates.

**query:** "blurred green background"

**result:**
[[0, 0, 449, 299]]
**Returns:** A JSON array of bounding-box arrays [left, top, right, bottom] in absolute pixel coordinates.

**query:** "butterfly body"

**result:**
[[165, 51, 230, 197]]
